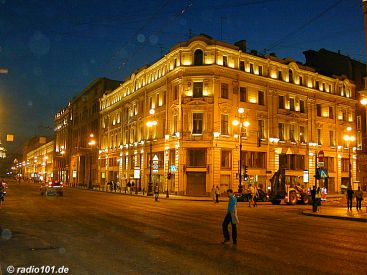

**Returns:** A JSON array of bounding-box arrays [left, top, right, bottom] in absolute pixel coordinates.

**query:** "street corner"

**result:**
[[302, 208, 367, 222]]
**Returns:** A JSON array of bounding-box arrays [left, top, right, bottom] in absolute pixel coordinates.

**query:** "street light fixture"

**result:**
[[343, 128, 355, 188], [232, 108, 250, 193], [146, 112, 157, 196], [88, 133, 96, 189]]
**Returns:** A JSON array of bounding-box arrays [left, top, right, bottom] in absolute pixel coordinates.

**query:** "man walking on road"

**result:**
[[355, 186, 363, 211], [222, 189, 239, 245]]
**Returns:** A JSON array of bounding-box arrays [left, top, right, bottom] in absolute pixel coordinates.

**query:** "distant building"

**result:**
[[54, 77, 120, 187], [0, 141, 6, 159]]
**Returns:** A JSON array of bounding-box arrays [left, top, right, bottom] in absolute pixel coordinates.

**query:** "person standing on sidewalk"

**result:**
[[248, 184, 254, 207], [311, 186, 317, 212], [222, 189, 239, 245], [215, 185, 220, 203], [154, 184, 159, 202], [355, 186, 363, 211], [253, 184, 258, 207], [347, 185, 354, 211], [211, 186, 216, 203]]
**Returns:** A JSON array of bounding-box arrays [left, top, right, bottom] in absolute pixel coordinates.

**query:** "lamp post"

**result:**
[[146, 109, 157, 196], [343, 128, 355, 188], [88, 133, 96, 189], [232, 108, 249, 193]]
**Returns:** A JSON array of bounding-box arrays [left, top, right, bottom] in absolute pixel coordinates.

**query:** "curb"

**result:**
[[302, 210, 367, 223]]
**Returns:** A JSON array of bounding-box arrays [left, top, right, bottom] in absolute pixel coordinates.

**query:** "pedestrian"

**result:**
[[131, 182, 135, 194], [316, 187, 322, 212], [248, 184, 254, 207], [113, 181, 117, 192], [211, 186, 216, 203], [253, 184, 259, 207], [222, 189, 239, 245], [116, 181, 121, 192], [154, 184, 159, 202], [215, 185, 220, 203], [346, 185, 354, 211], [355, 186, 363, 211], [311, 186, 317, 212], [127, 181, 131, 194]]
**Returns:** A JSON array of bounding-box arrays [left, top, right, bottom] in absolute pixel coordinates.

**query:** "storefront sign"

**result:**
[[134, 168, 140, 179]]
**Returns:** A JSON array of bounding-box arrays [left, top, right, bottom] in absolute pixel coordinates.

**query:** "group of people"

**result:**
[[346, 185, 364, 211]]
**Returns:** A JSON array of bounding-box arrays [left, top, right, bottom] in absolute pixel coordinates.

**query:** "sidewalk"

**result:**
[[303, 207, 367, 222]]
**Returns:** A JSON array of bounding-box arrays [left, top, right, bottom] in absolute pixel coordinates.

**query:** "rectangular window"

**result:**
[[192, 113, 203, 134], [156, 93, 160, 107], [341, 158, 349, 172], [240, 87, 247, 102], [317, 128, 322, 145], [239, 61, 245, 71], [242, 151, 266, 168], [221, 150, 232, 169], [173, 115, 178, 134], [324, 157, 334, 172], [258, 120, 265, 139], [250, 63, 254, 74], [299, 76, 303, 86], [289, 124, 295, 142], [174, 85, 178, 100], [316, 104, 322, 116], [329, 84, 332, 93], [221, 114, 229, 135], [299, 126, 305, 143], [329, 106, 334, 119], [289, 98, 295, 111], [279, 154, 305, 170], [300, 100, 305, 113], [258, 66, 263, 76], [278, 123, 285, 141], [279, 96, 285, 109], [193, 82, 203, 98], [221, 83, 229, 99], [315, 81, 319, 90], [187, 149, 206, 167], [149, 97, 153, 109], [258, 91, 265, 106], [223, 56, 228, 67], [322, 83, 326, 91], [329, 131, 335, 147]]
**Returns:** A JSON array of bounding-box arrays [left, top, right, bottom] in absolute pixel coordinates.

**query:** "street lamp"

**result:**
[[232, 108, 250, 193], [343, 129, 355, 188], [146, 109, 157, 196], [88, 133, 96, 189]]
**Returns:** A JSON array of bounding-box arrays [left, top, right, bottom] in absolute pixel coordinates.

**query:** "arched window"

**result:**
[[194, 49, 203, 66], [289, 69, 294, 83]]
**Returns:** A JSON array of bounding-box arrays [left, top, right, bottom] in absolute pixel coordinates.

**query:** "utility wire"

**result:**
[[265, 0, 344, 52]]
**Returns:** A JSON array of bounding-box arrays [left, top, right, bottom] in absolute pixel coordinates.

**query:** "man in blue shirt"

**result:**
[[222, 189, 239, 245]]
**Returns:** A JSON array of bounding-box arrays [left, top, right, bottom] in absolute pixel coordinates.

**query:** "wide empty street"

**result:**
[[1, 181, 367, 275]]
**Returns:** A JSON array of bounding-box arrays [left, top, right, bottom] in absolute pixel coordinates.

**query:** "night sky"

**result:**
[[0, 0, 364, 153]]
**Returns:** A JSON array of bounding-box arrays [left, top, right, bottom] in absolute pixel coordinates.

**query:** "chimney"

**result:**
[[250, 50, 257, 56], [234, 40, 247, 52]]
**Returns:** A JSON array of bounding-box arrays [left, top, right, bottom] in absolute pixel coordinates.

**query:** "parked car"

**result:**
[[40, 181, 64, 196], [235, 189, 269, 202]]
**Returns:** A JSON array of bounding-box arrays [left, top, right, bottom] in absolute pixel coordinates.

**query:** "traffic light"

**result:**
[[244, 165, 248, 181]]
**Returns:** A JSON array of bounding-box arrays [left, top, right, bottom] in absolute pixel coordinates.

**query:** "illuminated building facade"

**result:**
[[25, 140, 54, 182], [99, 35, 357, 195]]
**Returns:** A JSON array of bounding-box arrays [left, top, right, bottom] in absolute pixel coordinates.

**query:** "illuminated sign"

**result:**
[[303, 170, 309, 183]]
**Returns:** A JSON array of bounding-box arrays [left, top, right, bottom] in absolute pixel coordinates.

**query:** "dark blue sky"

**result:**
[[0, 0, 365, 153]]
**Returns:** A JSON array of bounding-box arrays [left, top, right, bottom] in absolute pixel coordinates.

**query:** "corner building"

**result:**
[[99, 35, 357, 195]]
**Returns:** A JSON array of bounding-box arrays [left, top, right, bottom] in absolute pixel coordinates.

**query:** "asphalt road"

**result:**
[[1, 181, 367, 275]]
